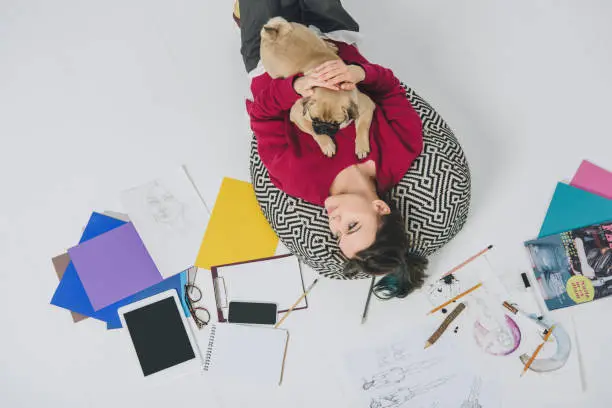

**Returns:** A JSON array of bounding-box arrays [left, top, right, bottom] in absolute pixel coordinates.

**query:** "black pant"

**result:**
[[240, 0, 359, 72]]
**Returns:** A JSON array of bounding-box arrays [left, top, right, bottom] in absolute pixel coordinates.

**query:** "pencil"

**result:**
[[274, 279, 318, 328], [441, 245, 493, 278], [424, 302, 467, 348], [279, 332, 290, 385], [521, 325, 555, 377], [427, 282, 483, 315], [361, 276, 376, 324]]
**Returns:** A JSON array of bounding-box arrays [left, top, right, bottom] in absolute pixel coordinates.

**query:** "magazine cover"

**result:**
[[525, 222, 612, 310]]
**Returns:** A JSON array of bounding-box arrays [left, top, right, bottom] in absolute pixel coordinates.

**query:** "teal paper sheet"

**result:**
[[538, 182, 612, 237]]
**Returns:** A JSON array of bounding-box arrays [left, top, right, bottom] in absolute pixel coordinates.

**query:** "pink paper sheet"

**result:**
[[570, 160, 612, 199]]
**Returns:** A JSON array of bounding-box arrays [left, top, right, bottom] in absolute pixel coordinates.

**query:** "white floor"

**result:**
[[2, 0, 612, 407]]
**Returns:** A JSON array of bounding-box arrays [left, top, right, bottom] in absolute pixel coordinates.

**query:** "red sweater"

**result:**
[[246, 41, 423, 206]]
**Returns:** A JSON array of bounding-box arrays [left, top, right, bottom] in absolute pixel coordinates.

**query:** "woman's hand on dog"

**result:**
[[293, 74, 339, 97], [311, 60, 366, 91]]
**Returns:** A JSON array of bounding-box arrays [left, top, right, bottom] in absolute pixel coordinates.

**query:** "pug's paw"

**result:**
[[315, 135, 336, 157], [321, 141, 337, 158], [355, 139, 370, 159]]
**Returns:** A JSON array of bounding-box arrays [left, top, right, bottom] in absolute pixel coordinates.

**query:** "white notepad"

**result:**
[[202, 324, 289, 385]]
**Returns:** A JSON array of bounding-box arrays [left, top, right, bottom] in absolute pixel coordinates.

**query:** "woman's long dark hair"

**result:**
[[343, 204, 427, 299]]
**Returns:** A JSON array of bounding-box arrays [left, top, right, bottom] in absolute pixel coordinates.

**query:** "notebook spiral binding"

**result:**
[[203, 324, 216, 371]]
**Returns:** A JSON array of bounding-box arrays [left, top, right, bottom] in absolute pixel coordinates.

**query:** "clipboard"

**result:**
[[210, 254, 307, 322]]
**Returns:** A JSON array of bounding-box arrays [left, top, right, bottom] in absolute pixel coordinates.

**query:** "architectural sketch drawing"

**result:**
[[369, 376, 454, 408]]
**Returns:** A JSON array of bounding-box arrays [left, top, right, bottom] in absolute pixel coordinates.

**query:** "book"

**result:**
[[202, 324, 289, 385], [525, 221, 612, 310]]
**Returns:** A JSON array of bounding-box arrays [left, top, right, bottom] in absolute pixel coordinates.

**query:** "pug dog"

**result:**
[[260, 17, 375, 158]]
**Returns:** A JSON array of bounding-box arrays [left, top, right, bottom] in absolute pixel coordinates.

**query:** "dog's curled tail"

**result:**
[[261, 17, 291, 41]]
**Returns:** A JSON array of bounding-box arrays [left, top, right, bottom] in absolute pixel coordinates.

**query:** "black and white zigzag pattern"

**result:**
[[249, 84, 471, 280]]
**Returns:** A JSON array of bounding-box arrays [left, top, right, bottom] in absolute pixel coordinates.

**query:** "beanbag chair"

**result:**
[[250, 85, 471, 279]]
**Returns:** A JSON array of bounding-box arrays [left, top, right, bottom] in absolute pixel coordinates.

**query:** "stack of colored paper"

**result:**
[[50, 169, 282, 329], [539, 160, 612, 237], [50, 166, 214, 328], [526, 160, 612, 311], [50, 212, 191, 329]]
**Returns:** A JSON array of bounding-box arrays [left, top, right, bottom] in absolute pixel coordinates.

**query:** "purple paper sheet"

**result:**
[[68, 222, 163, 311]]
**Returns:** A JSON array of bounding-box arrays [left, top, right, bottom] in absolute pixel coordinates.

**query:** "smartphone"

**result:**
[[228, 301, 278, 325]]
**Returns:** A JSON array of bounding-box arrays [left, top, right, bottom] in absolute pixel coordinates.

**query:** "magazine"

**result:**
[[525, 221, 612, 310]]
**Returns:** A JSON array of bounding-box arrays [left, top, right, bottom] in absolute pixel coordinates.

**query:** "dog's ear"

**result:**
[[324, 40, 339, 54], [301, 97, 312, 116], [262, 25, 279, 40], [346, 100, 359, 121]]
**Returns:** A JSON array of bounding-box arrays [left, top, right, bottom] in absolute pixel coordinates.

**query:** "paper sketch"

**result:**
[[146, 182, 186, 226], [426, 274, 463, 306], [345, 332, 500, 408], [369, 376, 453, 408], [460, 377, 483, 408], [472, 295, 521, 356], [362, 359, 443, 390], [121, 167, 210, 278]]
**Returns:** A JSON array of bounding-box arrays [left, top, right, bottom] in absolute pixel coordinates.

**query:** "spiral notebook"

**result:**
[[202, 323, 289, 385]]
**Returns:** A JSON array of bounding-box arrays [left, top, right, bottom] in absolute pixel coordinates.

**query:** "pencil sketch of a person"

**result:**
[[368, 376, 453, 408], [145, 181, 185, 227], [460, 377, 482, 408], [363, 359, 442, 390], [376, 344, 409, 368]]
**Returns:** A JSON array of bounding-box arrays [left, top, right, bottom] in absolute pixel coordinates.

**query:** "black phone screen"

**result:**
[[228, 301, 277, 325]]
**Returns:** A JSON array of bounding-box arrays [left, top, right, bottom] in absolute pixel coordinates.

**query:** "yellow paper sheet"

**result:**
[[195, 177, 279, 269]]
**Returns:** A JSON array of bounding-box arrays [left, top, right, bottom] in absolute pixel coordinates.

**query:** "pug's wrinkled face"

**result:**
[[302, 88, 359, 138]]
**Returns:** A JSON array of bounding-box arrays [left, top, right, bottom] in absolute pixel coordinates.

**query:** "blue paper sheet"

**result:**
[[538, 182, 612, 237], [50, 212, 190, 329]]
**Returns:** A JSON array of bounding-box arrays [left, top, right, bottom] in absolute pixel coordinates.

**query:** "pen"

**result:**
[[521, 272, 545, 316]]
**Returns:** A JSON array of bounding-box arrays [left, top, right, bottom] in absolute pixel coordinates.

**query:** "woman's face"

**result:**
[[325, 194, 390, 258]]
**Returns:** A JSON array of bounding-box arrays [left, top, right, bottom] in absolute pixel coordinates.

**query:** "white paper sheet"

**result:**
[[424, 253, 583, 403], [215, 255, 306, 319], [344, 331, 501, 408], [120, 167, 210, 278]]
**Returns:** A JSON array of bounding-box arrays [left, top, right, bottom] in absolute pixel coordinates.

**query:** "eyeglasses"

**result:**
[[184, 282, 211, 329]]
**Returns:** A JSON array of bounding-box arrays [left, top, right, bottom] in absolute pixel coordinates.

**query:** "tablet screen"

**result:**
[[124, 296, 196, 376]]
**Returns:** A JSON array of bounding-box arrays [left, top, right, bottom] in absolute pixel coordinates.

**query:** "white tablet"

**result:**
[[118, 289, 202, 379]]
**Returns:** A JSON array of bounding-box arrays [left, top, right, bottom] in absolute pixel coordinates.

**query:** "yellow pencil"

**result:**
[[274, 279, 318, 328], [427, 282, 483, 315], [521, 325, 555, 377]]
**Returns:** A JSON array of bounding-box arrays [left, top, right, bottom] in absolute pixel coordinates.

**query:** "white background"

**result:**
[[1, 0, 612, 406]]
